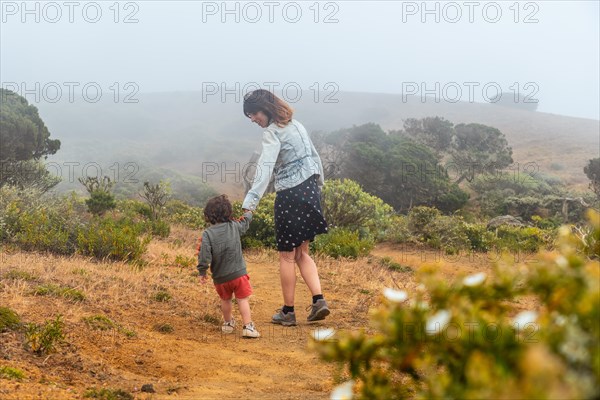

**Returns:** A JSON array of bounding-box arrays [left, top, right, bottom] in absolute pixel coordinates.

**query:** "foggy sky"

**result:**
[[1, 1, 599, 120]]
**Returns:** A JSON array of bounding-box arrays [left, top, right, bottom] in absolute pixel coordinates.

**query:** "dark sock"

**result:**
[[312, 294, 324, 304], [282, 305, 294, 314]]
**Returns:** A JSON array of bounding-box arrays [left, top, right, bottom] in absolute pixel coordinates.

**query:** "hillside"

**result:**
[[38, 91, 599, 198]]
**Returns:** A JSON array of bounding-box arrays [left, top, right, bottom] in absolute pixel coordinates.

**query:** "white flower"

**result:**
[[555, 256, 568, 268], [331, 380, 354, 400], [383, 288, 408, 303], [425, 310, 451, 335], [312, 327, 336, 341], [463, 272, 487, 287], [513, 311, 538, 327]]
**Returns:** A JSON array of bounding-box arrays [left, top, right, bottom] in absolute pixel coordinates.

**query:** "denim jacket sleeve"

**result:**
[[310, 137, 325, 188], [242, 129, 281, 211]]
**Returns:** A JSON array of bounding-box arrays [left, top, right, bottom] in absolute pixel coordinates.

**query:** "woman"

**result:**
[[241, 89, 330, 326]]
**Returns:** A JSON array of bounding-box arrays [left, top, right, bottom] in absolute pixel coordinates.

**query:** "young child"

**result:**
[[197, 194, 260, 338]]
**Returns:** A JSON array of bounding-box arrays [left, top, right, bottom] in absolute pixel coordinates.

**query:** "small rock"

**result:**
[[141, 384, 155, 393]]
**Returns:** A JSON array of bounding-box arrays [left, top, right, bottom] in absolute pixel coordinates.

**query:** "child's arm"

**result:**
[[197, 231, 212, 280], [236, 210, 253, 235]]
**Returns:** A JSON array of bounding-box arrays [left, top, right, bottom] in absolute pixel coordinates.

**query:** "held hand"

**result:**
[[199, 275, 208, 285]]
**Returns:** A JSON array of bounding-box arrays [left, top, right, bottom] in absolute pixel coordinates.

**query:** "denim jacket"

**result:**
[[242, 119, 324, 211]]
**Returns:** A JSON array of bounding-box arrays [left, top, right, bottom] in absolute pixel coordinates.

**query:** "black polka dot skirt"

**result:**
[[274, 175, 328, 252]]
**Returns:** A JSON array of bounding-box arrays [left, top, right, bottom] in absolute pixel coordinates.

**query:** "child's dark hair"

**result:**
[[204, 194, 233, 224]]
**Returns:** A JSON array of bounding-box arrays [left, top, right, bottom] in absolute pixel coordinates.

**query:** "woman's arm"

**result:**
[[242, 129, 281, 211], [309, 137, 325, 187]]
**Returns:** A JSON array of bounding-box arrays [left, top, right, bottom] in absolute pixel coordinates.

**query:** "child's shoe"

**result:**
[[222, 319, 236, 334], [242, 322, 260, 338]]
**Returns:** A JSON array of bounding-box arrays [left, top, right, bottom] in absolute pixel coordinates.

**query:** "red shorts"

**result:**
[[214, 274, 252, 301]]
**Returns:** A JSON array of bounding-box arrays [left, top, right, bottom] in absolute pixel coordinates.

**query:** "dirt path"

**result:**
[[161, 258, 337, 400]]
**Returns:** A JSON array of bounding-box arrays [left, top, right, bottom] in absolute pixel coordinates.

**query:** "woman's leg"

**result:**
[[279, 250, 297, 306], [294, 241, 323, 296], [221, 298, 233, 322], [237, 297, 252, 325]]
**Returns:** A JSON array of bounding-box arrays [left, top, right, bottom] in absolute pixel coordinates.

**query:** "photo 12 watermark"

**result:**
[[401, 81, 539, 105], [1, 82, 140, 104], [201, 1, 340, 24], [1, 1, 140, 24], [0, 161, 141, 184], [399, 319, 539, 344], [201, 81, 339, 104], [198, 160, 540, 188], [387, 243, 539, 265], [400, 1, 540, 24]]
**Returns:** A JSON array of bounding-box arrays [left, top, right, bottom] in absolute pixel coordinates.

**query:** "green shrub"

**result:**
[[24, 315, 65, 355], [152, 290, 172, 302], [321, 179, 394, 240], [425, 215, 470, 255], [383, 215, 413, 243], [493, 225, 545, 253], [201, 314, 220, 326], [12, 208, 77, 255], [173, 254, 195, 268], [82, 315, 116, 331], [0, 366, 26, 380], [84, 388, 133, 400], [311, 228, 374, 259], [0, 307, 20, 332], [79, 176, 117, 216], [233, 193, 277, 249], [434, 183, 469, 213], [82, 315, 136, 337], [531, 215, 561, 230], [76, 216, 149, 262], [377, 256, 412, 273], [148, 219, 170, 238], [116, 199, 152, 220], [4, 270, 37, 281], [407, 206, 441, 240], [313, 211, 600, 399], [164, 199, 206, 229], [33, 284, 85, 302], [85, 190, 116, 216], [464, 223, 495, 252], [574, 210, 600, 259]]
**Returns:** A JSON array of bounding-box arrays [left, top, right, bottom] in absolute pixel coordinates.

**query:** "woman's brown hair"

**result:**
[[243, 89, 293, 127], [203, 194, 233, 224]]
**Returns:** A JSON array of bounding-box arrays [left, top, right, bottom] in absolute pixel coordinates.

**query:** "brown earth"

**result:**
[[1, 229, 503, 399]]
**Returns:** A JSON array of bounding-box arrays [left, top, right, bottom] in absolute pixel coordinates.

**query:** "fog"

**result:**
[[1, 1, 599, 120]]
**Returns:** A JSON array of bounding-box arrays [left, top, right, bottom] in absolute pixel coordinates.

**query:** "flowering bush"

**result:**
[[313, 210, 600, 399]]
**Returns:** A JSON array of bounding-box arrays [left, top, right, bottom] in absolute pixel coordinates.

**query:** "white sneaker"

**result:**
[[242, 322, 260, 338], [222, 319, 236, 334]]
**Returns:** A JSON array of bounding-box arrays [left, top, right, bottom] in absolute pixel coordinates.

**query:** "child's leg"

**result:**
[[221, 299, 233, 322], [237, 297, 252, 325]]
